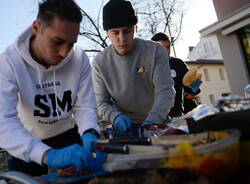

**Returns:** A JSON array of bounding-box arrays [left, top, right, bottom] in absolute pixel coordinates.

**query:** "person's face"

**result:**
[[31, 17, 80, 67], [106, 26, 135, 55], [158, 40, 171, 56]]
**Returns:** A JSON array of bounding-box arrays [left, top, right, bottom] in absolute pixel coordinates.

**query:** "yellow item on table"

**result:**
[[183, 68, 202, 86]]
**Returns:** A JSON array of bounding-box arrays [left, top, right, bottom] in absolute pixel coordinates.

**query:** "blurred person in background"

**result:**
[[151, 32, 202, 118]]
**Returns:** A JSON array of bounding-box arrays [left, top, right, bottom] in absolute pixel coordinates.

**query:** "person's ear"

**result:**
[[134, 25, 138, 32], [106, 30, 111, 39], [32, 20, 41, 35]]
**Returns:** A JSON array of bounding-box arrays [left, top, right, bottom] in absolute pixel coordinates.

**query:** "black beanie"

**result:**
[[103, 0, 138, 31]]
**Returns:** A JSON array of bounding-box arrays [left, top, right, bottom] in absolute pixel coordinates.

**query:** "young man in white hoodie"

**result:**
[[92, 0, 175, 138], [0, 0, 106, 176]]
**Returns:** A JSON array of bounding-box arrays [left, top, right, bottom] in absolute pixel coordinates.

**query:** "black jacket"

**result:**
[[168, 57, 200, 118]]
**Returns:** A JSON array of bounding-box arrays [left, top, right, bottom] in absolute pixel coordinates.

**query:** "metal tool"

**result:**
[[109, 137, 152, 145], [92, 142, 129, 154]]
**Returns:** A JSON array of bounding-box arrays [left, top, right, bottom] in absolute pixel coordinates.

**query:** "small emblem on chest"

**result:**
[[137, 65, 150, 73]]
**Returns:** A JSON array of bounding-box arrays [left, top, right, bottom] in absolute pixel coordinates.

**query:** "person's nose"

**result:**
[[118, 32, 126, 43], [59, 45, 71, 58]]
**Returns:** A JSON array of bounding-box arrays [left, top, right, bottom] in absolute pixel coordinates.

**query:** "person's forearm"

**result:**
[[97, 101, 121, 123]]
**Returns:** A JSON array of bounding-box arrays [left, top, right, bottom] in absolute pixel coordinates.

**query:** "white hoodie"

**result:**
[[0, 26, 99, 165]]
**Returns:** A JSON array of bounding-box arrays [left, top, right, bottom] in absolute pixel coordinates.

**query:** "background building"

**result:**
[[187, 35, 223, 61], [186, 60, 231, 105], [199, 0, 250, 96]]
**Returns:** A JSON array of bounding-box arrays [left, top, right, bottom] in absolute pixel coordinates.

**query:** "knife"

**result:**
[[109, 137, 152, 145], [92, 142, 129, 154], [107, 135, 191, 147]]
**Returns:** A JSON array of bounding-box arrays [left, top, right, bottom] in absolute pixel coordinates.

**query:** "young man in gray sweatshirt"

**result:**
[[92, 0, 175, 137]]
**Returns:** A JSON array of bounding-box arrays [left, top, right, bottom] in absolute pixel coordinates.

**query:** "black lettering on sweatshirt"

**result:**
[[34, 90, 72, 117]]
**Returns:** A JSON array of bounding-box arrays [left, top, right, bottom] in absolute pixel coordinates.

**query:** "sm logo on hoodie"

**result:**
[[33, 90, 72, 117]]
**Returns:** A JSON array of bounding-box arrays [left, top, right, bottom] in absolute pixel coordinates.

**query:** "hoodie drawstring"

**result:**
[[37, 66, 42, 92], [53, 71, 60, 121], [37, 67, 60, 121]]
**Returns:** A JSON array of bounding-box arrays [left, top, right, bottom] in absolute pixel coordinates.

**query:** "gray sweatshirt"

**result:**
[[92, 38, 175, 125]]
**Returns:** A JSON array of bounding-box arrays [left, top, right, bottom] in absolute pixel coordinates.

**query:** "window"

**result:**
[[204, 43, 209, 53], [219, 68, 225, 80], [209, 94, 215, 104], [203, 68, 210, 81], [222, 93, 230, 97], [203, 42, 213, 53]]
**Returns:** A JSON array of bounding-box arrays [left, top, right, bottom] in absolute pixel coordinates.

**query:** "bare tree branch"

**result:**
[[77, 0, 190, 57], [80, 9, 108, 48], [84, 49, 101, 53]]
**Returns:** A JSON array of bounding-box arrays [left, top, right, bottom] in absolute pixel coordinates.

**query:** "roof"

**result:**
[[199, 3, 250, 36]]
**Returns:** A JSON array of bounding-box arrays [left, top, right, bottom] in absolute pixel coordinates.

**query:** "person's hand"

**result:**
[[114, 114, 132, 135], [188, 79, 202, 93], [92, 151, 107, 170], [138, 120, 167, 138], [138, 120, 154, 138], [81, 132, 99, 153], [47, 144, 91, 171], [81, 132, 107, 170], [183, 79, 202, 100]]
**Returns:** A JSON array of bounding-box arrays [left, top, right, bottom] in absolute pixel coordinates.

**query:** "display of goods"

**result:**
[[87, 168, 208, 184], [103, 130, 241, 183]]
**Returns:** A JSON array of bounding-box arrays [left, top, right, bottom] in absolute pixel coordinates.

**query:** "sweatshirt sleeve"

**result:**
[[91, 58, 120, 124], [72, 53, 100, 135], [0, 55, 50, 165], [146, 45, 176, 122]]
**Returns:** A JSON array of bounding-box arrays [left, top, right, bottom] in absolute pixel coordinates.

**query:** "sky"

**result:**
[[0, 0, 217, 60]]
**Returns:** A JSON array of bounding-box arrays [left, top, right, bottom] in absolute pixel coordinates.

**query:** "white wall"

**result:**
[[188, 64, 231, 105]]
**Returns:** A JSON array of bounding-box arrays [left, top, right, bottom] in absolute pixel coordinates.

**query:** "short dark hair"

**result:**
[[37, 0, 82, 25], [151, 32, 170, 42]]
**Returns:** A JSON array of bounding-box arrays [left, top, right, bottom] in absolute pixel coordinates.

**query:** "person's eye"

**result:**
[[124, 28, 133, 33], [111, 31, 119, 35], [53, 39, 63, 45]]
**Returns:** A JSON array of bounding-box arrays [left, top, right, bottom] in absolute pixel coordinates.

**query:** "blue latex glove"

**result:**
[[189, 79, 202, 93], [138, 120, 153, 138], [47, 144, 91, 171], [81, 132, 107, 170], [92, 151, 107, 170], [138, 120, 168, 138], [140, 120, 153, 126], [81, 132, 98, 153], [114, 114, 132, 135]]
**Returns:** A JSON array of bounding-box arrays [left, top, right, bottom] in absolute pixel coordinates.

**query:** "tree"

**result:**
[[78, 0, 108, 56], [133, 0, 190, 56], [79, 0, 189, 56]]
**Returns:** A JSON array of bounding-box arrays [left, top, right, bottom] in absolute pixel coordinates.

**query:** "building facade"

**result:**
[[186, 60, 231, 105], [187, 35, 223, 61], [199, 1, 250, 96]]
